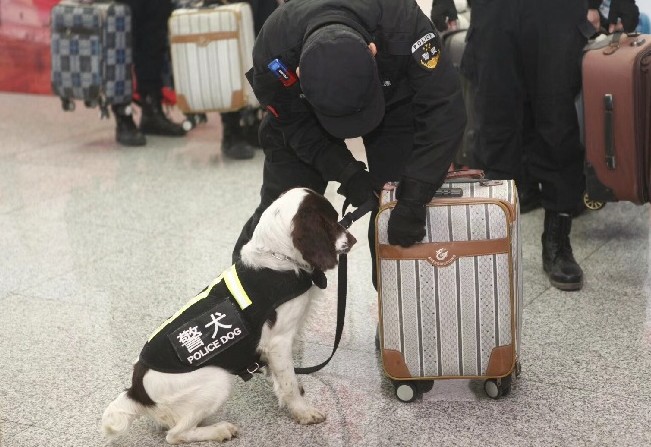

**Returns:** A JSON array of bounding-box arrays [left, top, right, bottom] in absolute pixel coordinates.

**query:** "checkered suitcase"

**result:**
[[375, 179, 522, 401], [50, 1, 133, 115], [168, 2, 258, 113]]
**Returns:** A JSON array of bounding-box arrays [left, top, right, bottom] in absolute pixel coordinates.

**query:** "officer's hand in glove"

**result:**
[[388, 201, 426, 247], [387, 177, 438, 247], [608, 0, 640, 33], [431, 0, 459, 32], [337, 161, 376, 207]]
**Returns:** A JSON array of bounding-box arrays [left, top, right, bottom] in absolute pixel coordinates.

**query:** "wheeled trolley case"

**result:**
[[50, 1, 133, 115], [376, 179, 522, 401], [168, 2, 258, 113], [582, 32, 651, 205]]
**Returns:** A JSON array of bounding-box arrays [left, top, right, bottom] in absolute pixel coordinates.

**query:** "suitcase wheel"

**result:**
[[61, 99, 75, 112], [484, 374, 512, 399], [394, 381, 419, 403], [583, 192, 605, 211], [182, 113, 208, 131], [182, 118, 195, 132]]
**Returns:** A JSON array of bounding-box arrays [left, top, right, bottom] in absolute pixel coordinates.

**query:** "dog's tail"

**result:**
[[101, 390, 143, 438]]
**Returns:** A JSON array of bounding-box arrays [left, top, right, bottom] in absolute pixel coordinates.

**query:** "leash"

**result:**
[[294, 196, 377, 375]]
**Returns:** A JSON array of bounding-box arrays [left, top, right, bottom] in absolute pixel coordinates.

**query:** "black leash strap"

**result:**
[[294, 252, 347, 375], [295, 197, 376, 375]]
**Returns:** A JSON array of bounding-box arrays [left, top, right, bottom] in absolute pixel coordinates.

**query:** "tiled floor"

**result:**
[[1, 92, 650, 447]]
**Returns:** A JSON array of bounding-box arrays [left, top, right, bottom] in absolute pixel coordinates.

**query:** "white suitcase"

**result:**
[[375, 179, 522, 401], [168, 2, 258, 113]]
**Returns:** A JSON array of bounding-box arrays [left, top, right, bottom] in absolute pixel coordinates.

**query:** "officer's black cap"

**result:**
[[300, 24, 385, 139]]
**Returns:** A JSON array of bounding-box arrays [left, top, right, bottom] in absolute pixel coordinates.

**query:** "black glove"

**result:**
[[387, 177, 438, 247], [337, 161, 376, 207], [609, 0, 640, 32], [388, 201, 427, 247], [431, 0, 458, 32]]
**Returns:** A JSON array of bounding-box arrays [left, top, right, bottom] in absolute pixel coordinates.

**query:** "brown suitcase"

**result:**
[[581, 32, 651, 204]]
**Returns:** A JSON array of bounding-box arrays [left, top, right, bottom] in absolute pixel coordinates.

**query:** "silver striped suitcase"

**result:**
[[168, 3, 258, 113], [375, 179, 522, 401]]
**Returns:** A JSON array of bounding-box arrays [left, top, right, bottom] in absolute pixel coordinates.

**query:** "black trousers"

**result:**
[[118, 0, 173, 96], [232, 102, 415, 288], [461, 0, 588, 212]]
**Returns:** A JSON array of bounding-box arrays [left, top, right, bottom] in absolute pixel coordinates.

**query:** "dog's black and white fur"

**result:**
[[101, 188, 356, 444]]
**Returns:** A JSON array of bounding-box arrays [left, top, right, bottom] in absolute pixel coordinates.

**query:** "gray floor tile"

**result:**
[[2, 92, 651, 447]]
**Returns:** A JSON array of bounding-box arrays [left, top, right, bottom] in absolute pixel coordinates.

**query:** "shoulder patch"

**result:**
[[411, 32, 441, 70]]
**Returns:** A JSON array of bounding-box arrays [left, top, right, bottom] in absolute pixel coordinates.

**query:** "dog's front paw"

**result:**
[[214, 422, 238, 442], [292, 406, 326, 425]]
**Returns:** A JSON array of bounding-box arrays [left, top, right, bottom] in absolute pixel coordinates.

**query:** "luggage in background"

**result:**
[[50, 1, 133, 116], [375, 177, 522, 402], [581, 32, 651, 204], [168, 3, 258, 113]]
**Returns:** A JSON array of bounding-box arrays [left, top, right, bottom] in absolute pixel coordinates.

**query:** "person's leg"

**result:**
[[221, 111, 255, 160], [518, 100, 542, 213], [111, 0, 145, 146], [131, 0, 185, 136], [522, 1, 587, 290], [466, 0, 525, 182], [232, 115, 328, 261]]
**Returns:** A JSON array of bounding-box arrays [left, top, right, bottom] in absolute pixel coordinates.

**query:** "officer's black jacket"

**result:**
[[248, 0, 466, 193], [139, 262, 314, 374]]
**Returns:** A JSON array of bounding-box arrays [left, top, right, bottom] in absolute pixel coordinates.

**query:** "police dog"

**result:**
[[101, 188, 356, 444]]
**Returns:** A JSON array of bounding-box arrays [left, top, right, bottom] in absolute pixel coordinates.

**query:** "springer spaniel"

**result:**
[[101, 188, 356, 444]]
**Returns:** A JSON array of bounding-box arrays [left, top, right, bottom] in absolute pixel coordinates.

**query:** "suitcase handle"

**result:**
[[603, 94, 616, 170], [445, 169, 484, 180]]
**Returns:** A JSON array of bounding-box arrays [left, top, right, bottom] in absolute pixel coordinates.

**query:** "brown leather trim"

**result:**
[[170, 31, 238, 45], [175, 94, 191, 113], [445, 169, 484, 180], [378, 238, 510, 264], [485, 344, 514, 377], [382, 349, 412, 379], [230, 90, 245, 110]]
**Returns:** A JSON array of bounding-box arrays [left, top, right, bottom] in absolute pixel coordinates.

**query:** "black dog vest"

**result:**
[[139, 262, 315, 377]]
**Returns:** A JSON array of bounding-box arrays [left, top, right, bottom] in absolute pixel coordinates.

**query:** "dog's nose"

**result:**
[[347, 232, 357, 247]]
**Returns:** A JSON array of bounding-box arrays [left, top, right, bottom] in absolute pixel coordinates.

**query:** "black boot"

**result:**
[[112, 104, 146, 147], [139, 94, 186, 137], [542, 211, 584, 291], [221, 113, 255, 160]]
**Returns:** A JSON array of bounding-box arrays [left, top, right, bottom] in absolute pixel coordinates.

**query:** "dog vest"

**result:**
[[139, 261, 315, 377]]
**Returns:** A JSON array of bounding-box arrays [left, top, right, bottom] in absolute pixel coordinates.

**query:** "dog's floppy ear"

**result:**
[[291, 194, 338, 271]]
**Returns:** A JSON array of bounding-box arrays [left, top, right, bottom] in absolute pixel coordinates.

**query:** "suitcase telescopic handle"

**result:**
[[603, 94, 616, 170]]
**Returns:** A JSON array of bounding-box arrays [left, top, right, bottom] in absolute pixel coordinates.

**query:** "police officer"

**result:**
[[112, 0, 186, 147], [232, 0, 466, 286], [460, 0, 638, 291]]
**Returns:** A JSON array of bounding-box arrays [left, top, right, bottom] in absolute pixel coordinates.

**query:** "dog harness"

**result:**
[[139, 261, 316, 379]]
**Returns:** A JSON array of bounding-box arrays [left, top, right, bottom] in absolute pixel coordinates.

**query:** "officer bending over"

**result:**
[[232, 0, 466, 286]]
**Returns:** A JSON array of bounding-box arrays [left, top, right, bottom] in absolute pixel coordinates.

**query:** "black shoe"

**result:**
[[113, 104, 146, 147], [222, 134, 255, 160], [519, 182, 542, 214], [542, 211, 583, 291], [139, 94, 186, 137], [240, 107, 263, 148], [222, 113, 255, 159]]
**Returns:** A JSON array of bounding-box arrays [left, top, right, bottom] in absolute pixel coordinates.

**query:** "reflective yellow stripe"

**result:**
[[223, 264, 252, 310], [147, 273, 225, 341]]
